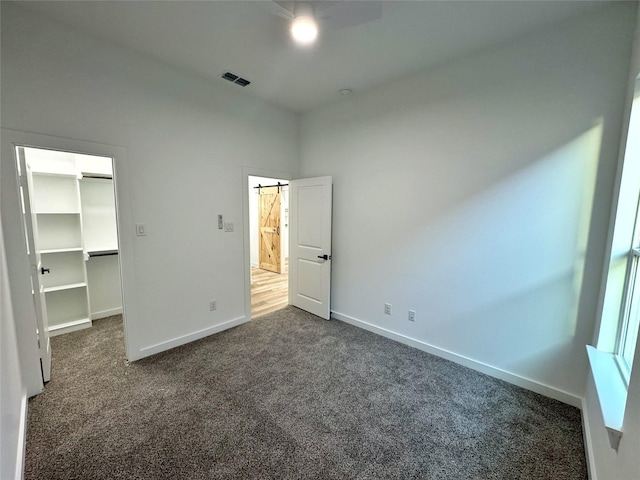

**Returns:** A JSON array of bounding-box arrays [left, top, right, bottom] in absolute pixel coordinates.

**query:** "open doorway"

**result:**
[[248, 175, 289, 317], [16, 145, 125, 382]]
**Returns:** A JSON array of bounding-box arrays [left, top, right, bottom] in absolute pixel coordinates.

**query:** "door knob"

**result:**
[[40, 267, 50, 274], [317, 254, 331, 260]]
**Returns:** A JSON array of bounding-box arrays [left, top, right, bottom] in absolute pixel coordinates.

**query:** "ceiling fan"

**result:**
[[265, 1, 384, 44]]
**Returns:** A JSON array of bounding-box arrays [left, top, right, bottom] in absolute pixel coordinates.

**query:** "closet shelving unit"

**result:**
[[30, 168, 92, 336], [26, 149, 121, 336]]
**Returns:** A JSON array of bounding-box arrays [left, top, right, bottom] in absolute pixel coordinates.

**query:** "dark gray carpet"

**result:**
[[25, 307, 587, 479]]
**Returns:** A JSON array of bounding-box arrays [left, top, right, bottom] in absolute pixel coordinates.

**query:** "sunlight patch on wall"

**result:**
[[393, 121, 603, 366]]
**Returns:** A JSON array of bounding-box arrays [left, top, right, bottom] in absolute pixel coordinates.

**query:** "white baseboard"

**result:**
[[331, 311, 582, 408], [91, 307, 123, 320], [132, 315, 251, 361], [581, 396, 598, 480], [15, 392, 27, 480]]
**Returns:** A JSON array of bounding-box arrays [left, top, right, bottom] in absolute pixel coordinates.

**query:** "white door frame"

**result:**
[[242, 167, 293, 319], [1, 129, 137, 396]]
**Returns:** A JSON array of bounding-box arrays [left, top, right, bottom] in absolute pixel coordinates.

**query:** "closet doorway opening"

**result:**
[[248, 175, 289, 318], [17, 145, 125, 382]]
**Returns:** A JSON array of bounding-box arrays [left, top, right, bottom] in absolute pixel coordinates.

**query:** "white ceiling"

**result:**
[[15, 0, 606, 113]]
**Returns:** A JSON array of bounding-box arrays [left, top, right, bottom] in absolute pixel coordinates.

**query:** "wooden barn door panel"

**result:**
[[258, 186, 281, 273]]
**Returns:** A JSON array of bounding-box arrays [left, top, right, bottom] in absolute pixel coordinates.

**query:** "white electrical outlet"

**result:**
[[408, 310, 416, 322], [209, 300, 217, 311], [384, 303, 392, 315]]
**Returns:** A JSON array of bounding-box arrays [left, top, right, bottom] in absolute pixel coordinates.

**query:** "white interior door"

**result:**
[[289, 176, 332, 319], [17, 147, 52, 382]]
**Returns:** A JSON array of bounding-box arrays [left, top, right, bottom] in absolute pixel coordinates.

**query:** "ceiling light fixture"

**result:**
[[291, 2, 318, 45]]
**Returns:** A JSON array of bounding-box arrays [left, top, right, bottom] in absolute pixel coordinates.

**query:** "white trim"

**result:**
[[15, 392, 28, 480], [585, 345, 626, 450], [91, 307, 123, 320], [331, 310, 582, 408], [581, 396, 599, 480], [241, 166, 294, 321], [132, 315, 250, 361]]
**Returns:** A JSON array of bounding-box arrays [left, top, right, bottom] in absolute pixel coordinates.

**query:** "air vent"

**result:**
[[221, 71, 251, 87], [234, 77, 251, 87], [222, 72, 238, 82]]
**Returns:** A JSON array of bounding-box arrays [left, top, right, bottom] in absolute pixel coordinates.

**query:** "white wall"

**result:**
[[1, 2, 298, 362], [1, 216, 27, 480], [582, 7, 640, 480], [86, 255, 123, 319], [300, 3, 637, 404]]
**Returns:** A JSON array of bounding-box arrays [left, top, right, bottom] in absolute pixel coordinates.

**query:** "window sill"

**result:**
[[586, 345, 627, 451]]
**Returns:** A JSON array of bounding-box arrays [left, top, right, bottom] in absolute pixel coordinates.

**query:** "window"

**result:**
[[616, 202, 640, 380], [598, 76, 640, 384], [588, 77, 640, 450]]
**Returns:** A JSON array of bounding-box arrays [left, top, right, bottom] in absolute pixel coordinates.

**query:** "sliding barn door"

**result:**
[[289, 176, 333, 319], [259, 186, 282, 273]]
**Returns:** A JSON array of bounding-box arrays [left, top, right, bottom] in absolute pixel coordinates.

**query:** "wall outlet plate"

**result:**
[[384, 303, 392, 315], [209, 300, 217, 311], [408, 310, 416, 322]]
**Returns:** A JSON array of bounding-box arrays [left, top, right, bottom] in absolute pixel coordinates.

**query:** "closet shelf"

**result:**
[[48, 317, 91, 337], [44, 282, 87, 293], [40, 247, 84, 254], [31, 171, 79, 178]]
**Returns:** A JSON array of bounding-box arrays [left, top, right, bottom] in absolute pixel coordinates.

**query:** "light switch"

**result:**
[[136, 223, 146, 236]]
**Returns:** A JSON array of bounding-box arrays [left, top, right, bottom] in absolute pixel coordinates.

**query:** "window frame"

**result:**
[[612, 91, 640, 386], [615, 239, 640, 384]]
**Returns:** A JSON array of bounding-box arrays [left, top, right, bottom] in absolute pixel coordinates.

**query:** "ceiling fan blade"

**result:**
[[317, 1, 383, 29], [264, 1, 383, 30], [266, 0, 295, 20]]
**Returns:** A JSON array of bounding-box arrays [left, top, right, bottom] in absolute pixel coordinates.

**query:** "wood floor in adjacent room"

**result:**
[[251, 265, 288, 318]]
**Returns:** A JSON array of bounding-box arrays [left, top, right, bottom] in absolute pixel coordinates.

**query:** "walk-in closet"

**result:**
[[20, 146, 122, 337]]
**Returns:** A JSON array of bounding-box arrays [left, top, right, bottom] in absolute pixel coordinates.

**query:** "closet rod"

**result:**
[[88, 251, 119, 257], [81, 173, 113, 180]]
